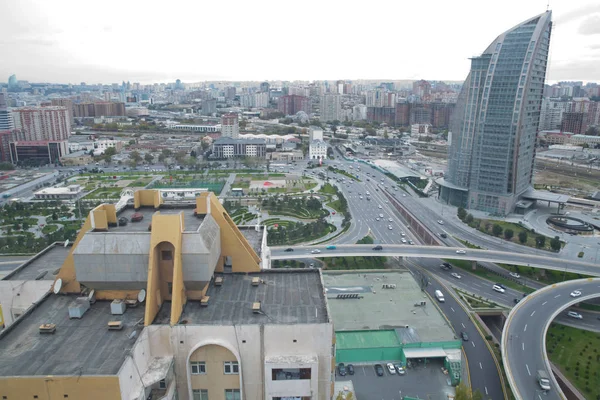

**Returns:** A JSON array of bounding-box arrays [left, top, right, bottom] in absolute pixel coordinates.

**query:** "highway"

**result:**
[[502, 279, 600, 400], [269, 244, 600, 276]]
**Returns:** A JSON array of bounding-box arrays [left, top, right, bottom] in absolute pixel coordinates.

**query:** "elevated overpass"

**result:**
[[268, 244, 600, 276]]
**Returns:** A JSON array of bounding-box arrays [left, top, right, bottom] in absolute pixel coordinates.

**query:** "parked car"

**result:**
[[372, 245, 383, 250], [326, 245, 337, 250], [130, 212, 144, 222], [394, 363, 406, 375], [461, 331, 469, 341], [386, 363, 396, 374], [570, 290, 582, 298], [440, 232, 448, 238], [284, 248, 294, 252], [338, 363, 347, 376], [567, 311, 583, 319], [437, 220, 444, 225], [118, 217, 128, 226], [374, 364, 384, 377], [347, 364, 354, 375]]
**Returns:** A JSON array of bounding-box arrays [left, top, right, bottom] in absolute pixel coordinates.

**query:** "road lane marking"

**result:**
[[485, 387, 488, 395], [542, 301, 547, 305], [479, 362, 483, 370], [526, 364, 531, 376], [472, 341, 475, 348], [524, 324, 527, 332], [531, 311, 536, 317], [554, 294, 561, 298], [522, 343, 525, 351], [461, 323, 466, 329], [450, 307, 455, 313]]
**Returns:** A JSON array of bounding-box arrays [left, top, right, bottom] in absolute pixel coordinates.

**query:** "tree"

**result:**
[[457, 207, 467, 220], [130, 150, 142, 165], [144, 153, 154, 164], [550, 236, 561, 252], [175, 151, 187, 164], [104, 147, 117, 157], [585, 126, 599, 136], [518, 231, 528, 244], [454, 382, 483, 400], [536, 235, 546, 248], [504, 229, 514, 240], [492, 224, 503, 236], [465, 213, 474, 224]]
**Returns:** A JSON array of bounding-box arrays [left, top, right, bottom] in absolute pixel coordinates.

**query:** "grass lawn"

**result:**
[[42, 224, 59, 234], [546, 323, 600, 399], [326, 200, 344, 213], [83, 187, 123, 199], [127, 178, 153, 187], [303, 181, 318, 191], [319, 183, 338, 195], [465, 217, 561, 252]]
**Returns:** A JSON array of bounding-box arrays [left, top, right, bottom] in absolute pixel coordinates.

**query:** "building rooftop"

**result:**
[[116, 207, 204, 233], [4, 245, 71, 281], [0, 295, 145, 376], [153, 270, 328, 325], [322, 270, 456, 343]]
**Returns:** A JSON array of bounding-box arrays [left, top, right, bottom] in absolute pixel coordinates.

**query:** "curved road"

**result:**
[[502, 278, 600, 400], [269, 244, 600, 276]]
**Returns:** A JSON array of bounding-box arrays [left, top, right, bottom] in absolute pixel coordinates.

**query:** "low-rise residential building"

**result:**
[[212, 137, 266, 158], [309, 140, 328, 160], [60, 150, 93, 166]]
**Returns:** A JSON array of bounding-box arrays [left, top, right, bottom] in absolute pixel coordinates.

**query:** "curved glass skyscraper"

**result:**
[[440, 12, 552, 215]]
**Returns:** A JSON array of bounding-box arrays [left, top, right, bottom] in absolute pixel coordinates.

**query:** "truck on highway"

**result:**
[[435, 290, 445, 302], [536, 370, 551, 391]]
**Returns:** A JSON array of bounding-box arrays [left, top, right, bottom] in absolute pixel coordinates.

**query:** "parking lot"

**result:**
[[337, 359, 455, 400]]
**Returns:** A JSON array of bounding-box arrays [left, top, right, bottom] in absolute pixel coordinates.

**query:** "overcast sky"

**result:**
[[1, 0, 600, 85]]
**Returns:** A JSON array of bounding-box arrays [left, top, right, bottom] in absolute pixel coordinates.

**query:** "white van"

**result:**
[[435, 290, 445, 302]]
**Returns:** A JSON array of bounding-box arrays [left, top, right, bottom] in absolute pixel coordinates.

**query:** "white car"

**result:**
[[509, 272, 521, 278], [492, 284, 505, 293], [376, 217, 380, 221], [401, 239, 407, 244], [379, 214, 384, 218], [378, 205, 383, 209], [402, 194, 406, 197], [386, 363, 396, 374], [388, 225, 393, 230], [567, 311, 583, 319], [570, 290, 582, 298], [311, 249, 321, 254], [388, 218, 393, 222], [385, 200, 389, 203], [456, 250, 467, 254], [438, 220, 444, 225], [451, 272, 462, 279]]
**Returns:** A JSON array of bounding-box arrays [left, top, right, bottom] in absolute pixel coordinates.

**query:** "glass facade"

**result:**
[[443, 12, 552, 215]]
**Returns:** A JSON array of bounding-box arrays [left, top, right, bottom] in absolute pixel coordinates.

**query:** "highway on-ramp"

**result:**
[[502, 278, 600, 400]]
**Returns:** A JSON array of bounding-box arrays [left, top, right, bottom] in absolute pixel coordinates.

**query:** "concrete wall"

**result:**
[[0, 375, 122, 400], [189, 344, 240, 400]]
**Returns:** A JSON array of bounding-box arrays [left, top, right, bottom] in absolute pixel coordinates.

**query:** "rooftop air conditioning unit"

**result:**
[[68, 297, 90, 319], [252, 277, 260, 286], [111, 299, 127, 315], [252, 302, 261, 314], [215, 276, 223, 287], [108, 321, 124, 330], [201, 296, 210, 307]]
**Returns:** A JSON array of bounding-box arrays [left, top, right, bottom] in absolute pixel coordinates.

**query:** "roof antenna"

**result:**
[[546, 0, 550, 11]]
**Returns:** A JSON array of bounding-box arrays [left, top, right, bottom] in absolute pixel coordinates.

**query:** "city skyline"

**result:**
[[1, 0, 599, 84]]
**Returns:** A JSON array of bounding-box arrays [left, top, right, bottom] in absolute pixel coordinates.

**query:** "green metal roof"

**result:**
[[336, 330, 400, 349]]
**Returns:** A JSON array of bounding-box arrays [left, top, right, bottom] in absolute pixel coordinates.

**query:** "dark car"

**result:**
[[372, 245, 383, 251], [496, 283, 507, 290], [338, 363, 347, 376], [374, 364, 384, 377], [460, 331, 469, 341], [440, 233, 448, 238], [284, 248, 294, 252], [347, 364, 354, 375], [118, 217, 128, 226], [514, 298, 520, 304]]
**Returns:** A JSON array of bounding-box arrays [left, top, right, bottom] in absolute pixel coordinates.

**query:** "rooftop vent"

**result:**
[[68, 297, 90, 319], [201, 296, 210, 307], [336, 293, 359, 299], [108, 321, 124, 330], [382, 284, 396, 289], [251, 277, 260, 286], [39, 323, 56, 334], [252, 302, 261, 314], [215, 276, 224, 287], [111, 299, 127, 315]]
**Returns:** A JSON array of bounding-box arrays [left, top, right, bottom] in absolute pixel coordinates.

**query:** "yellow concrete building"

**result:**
[[0, 189, 334, 400]]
